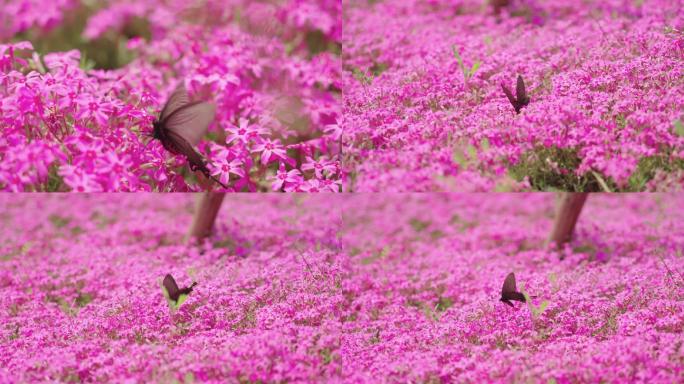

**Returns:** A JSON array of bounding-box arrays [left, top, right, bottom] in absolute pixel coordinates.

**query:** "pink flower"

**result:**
[[210, 154, 245, 187], [75, 95, 113, 127], [252, 139, 290, 165], [324, 122, 342, 141], [102, 152, 136, 191], [302, 156, 338, 179], [271, 164, 302, 191], [225, 118, 269, 145], [0, 2, 341, 192], [58, 165, 103, 192], [297, 178, 324, 193]]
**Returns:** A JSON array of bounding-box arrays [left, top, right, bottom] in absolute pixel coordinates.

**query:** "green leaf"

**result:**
[[79, 52, 95, 71], [75, 292, 93, 308], [176, 294, 189, 308], [466, 144, 477, 159], [409, 218, 430, 232], [184, 372, 195, 384], [591, 171, 612, 192], [49, 214, 70, 228], [21, 242, 33, 255], [674, 119, 684, 137], [537, 301, 549, 317], [480, 138, 490, 151], [470, 60, 481, 77], [519, 283, 537, 316], [453, 149, 467, 167], [519, 282, 529, 304], [452, 46, 468, 81], [30, 54, 48, 74], [452, 45, 464, 71], [161, 280, 170, 300], [435, 296, 454, 312], [547, 272, 557, 285]]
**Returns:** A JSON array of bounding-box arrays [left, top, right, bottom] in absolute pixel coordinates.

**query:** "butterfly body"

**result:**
[[501, 75, 530, 114], [163, 274, 197, 303], [152, 82, 228, 188], [500, 272, 526, 307], [153, 119, 210, 175]]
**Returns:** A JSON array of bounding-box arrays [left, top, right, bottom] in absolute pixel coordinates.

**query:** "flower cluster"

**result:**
[[1, 194, 683, 382], [0, 0, 79, 40], [343, 0, 684, 191], [0, 194, 345, 381], [0, 0, 341, 191], [336, 193, 684, 381]]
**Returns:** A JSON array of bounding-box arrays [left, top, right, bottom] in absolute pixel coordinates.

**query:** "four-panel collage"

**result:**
[[1, 0, 683, 383]]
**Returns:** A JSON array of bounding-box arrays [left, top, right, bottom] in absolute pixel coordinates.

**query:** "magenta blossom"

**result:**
[[0, 194, 683, 381], [252, 139, 290, 166], [0, 0, 340, 192], [343, 0, 684, 191], [58, 165, 103, 192], [272, 163, 303, 191], [302, 156, 338, 179], [225, 118, 269, 145], [210, 149, 245, 187]]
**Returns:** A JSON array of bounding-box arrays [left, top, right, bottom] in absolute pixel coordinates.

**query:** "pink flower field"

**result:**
[[343, 0, 684, 192], [2, 194, 683, 382], [1, 0, 341, 192]]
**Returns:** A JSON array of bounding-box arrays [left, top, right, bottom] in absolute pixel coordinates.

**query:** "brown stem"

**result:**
[[547, 193, 588, 252], [186, 192, 226, 243]]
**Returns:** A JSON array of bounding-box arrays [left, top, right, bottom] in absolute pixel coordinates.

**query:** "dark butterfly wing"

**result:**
[[501, 299, 515, 307], [163, 274, 180, 301], [163, 102, 216, 146], [163, 129, 209, 173], [178, 282, 198, 296], [501, 82, 518, 109], [161, 129, 229, 189], [502, 272, 517, 295], [507, 291, 526, 302], [154, 83, 223, 188], [160, 83, 192, 122], [502, 291, 526, 302], [516, 75, 529, 105]]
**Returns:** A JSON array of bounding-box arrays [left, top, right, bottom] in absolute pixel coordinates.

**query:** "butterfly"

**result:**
[[162, 273, 197, 308], [500, 272, 527, 307], [490, 0, 511, 14], [501, 75, 530, 114], [152, 82, 228, 188]]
